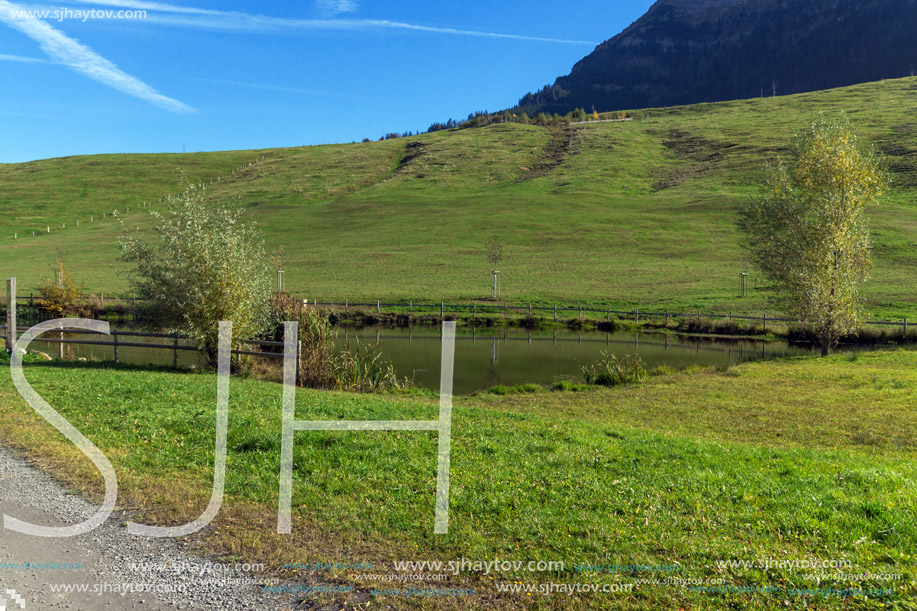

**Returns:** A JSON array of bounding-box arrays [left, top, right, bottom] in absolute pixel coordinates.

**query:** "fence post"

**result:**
[[729, 311, 732, 324], [905, 318, 908, 335], [101, 293, 104, 307], [473, 302, 476, 321], [763, 311, 767, 332], [377, 299, 381, 314], [635, 308, 639, 326], [5, 277, 15, 354], [554, 304, 557, 322], [113, 331, 119, 363], [410, 301, 413, 317], [58, 330, 64, 360], [441, 302, 445, 319], [504, 302, 508, 318], [528, 303, 532, 318], [173, 337, 179, 368], [296, 340, 301, 386], [665, 309, 669, 327], [30, 293, 33, 307], [578, 304, 582, 320]]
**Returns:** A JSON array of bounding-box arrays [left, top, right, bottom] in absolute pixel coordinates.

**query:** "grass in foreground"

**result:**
[[0, 350, 914, 609]]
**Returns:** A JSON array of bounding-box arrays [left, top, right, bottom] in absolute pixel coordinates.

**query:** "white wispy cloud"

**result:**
[[0, 0, 194, 112], [0, 51, 48, 62], [316, 0, 358, 18], [62, 0, 599, 45]]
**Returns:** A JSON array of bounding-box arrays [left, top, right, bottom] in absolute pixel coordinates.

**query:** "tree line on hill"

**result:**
[[364, 108, 614, 142]]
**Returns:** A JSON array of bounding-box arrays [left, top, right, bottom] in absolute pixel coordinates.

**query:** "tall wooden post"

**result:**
[[5, 277, 15, 354], [296, 340, 302, 387]]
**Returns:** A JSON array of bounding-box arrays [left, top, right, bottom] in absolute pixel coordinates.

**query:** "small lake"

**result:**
[[24, 325, 815, 395], [334, 326, 815, 395]]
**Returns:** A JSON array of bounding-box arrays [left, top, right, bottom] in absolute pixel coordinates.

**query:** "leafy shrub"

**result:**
[[269, 294, 410, 392], [269, 293, 337, 388], [120, 186, 272, 362], [35, 259, 84, 317], [582, 352, 647, 387]]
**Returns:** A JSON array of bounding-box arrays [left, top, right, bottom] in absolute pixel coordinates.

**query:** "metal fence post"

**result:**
[[173, 337, 179, 368], [113, 331, 119, 363], [763, 311, 767, 332], [58, 330, 64, 360], [635, 308, 639, 326], [554, 304, 557, 322], [377, 299, 381, 313]]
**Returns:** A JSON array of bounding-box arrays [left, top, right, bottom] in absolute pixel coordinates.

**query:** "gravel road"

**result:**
[[0, 442, 303, 611]]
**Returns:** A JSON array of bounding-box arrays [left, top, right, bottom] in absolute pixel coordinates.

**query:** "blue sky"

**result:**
[[0, 0, 654, 162]]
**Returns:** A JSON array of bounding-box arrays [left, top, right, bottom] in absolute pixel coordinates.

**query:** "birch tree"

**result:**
[[741, 117, 888, 356]]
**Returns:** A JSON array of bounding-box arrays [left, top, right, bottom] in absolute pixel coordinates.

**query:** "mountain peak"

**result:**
[[516, 0, 917, 115]]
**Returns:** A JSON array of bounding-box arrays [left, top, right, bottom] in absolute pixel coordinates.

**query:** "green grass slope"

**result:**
[[0, 350, 914, 609], [2, 78, 916, 317]]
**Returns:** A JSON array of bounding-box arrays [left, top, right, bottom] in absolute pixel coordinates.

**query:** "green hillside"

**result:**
[[2, 78, 917, 317]]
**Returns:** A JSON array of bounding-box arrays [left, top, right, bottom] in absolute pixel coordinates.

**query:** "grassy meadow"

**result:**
[[1, 78, 917, 318], [0, 348, 914, 609]]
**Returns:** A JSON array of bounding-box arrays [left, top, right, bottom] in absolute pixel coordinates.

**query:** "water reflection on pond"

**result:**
[[335, 326, 815, 395], [24, 324, 816, 395]]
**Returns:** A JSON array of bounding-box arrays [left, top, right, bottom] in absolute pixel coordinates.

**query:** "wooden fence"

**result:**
[[0, 324, 300, 382]]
